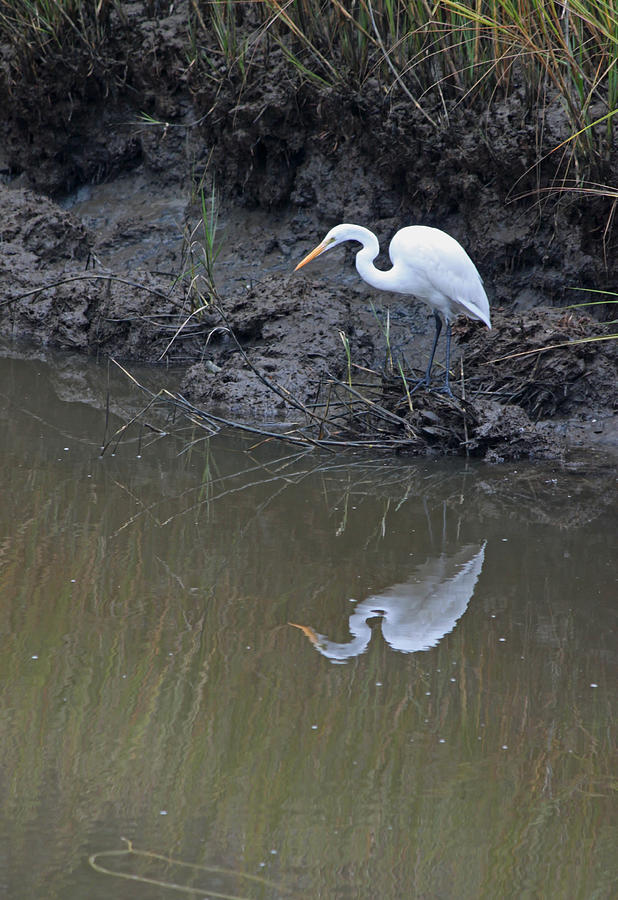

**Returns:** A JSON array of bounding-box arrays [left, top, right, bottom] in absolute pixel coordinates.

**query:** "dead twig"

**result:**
[[1, 272, 184, 310]]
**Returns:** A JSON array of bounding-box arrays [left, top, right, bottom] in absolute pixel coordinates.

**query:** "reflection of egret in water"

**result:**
[[291, 543, 486, 662]]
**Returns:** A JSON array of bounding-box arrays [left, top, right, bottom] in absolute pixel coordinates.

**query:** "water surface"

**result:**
[[0, 346, 615, 899]]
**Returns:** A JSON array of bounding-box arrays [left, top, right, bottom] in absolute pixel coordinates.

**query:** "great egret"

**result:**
[[295, 224, 491, 395], [290, 542, 486, 662]]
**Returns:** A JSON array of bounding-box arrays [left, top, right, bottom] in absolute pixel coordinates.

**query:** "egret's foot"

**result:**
[[433, 382, 456, 400], [406, 377, 458, 400], [408, 376, 431, 396]]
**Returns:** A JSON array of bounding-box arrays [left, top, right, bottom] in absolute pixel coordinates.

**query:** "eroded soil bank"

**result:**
[[0, 2, 616, 461]]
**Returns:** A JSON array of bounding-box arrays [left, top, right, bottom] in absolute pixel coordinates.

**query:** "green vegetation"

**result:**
[[190, 1, 617, 171], [0, 0, 615, 235], [2, 1, 616, 173], [0, 0, 123, 57], [179, 183, 223, 313]]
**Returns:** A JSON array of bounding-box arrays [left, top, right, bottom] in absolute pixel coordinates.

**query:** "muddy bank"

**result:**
[[0, 2, 616, 461], [1, 178, 615, 461]]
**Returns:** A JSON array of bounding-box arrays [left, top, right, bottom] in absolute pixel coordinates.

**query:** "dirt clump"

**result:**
[[180, 277, 362, 413]]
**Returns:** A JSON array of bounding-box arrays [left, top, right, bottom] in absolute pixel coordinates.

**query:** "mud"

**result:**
[[0, 2, 616, 461]]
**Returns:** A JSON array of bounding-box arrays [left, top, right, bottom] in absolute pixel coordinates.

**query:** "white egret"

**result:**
[[290, 542, 486, 662], [295, 224, 491, 395]]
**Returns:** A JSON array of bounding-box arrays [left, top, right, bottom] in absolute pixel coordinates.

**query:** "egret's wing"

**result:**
[[389, 226, 491, 327], [375, 543, 486, 652]]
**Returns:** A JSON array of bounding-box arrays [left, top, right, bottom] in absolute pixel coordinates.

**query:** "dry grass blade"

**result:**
[[489, 333, 618, 364]]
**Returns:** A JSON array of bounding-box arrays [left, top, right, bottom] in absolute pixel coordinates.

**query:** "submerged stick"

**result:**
[[89, 838, 294, 898]]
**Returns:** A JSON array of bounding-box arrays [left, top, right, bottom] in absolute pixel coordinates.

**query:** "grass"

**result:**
[[177, 183, 223, 315], [0, 0, 123, 57], [339, 329, 353, 387], [259, 3, 615, 126], [2, 1, 615, 191], [190, 0, 617, 186]]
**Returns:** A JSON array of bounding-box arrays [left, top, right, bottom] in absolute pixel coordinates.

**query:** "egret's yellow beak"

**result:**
[[294, 239, 331, 271], [289, 622, 319, 644]]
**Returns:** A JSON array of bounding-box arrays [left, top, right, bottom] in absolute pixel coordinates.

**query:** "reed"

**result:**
[[2, 1, 615, 181], [0, 0, 122, 57], [177, 184, 223, 315], [192, 0, 617, 176]]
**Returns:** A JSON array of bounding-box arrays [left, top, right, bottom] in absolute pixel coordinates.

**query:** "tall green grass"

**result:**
[[2, 1, 616, 180], [0, 0, 123, 57], [191, 0, 617, 177]]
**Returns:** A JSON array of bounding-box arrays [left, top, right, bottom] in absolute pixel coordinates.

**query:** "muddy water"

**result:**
[[0, 344, 615, 900]]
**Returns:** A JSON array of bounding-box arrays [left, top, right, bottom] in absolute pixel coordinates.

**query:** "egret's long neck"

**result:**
[[351, 227, 400, 292], [317, 614, 372, 661]]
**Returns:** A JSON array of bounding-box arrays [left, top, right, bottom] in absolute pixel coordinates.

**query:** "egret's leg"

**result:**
[[441, 322, 454, 397], [429, 321, 455, 397], [410, 311, 442, 394], [426, 311, 443, 383]]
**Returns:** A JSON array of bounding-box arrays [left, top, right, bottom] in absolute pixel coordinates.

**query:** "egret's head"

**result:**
[[288, 622, 320, 644], [294, 225, 351, 271]]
